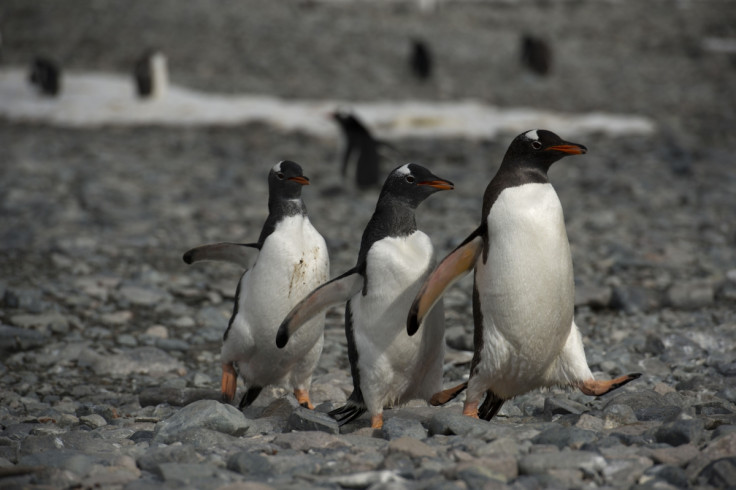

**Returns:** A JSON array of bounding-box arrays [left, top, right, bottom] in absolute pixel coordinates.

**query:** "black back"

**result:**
[[410, 38, 433, 80], [521, 35, 552, 76], [29, 57, 61, 96], [332, 110, 382, 189]]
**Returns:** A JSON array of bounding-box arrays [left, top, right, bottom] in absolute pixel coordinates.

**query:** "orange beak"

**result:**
[[418, 180, 454, 191], [547, 143, 587, 155], [288, 176, 310, 185]]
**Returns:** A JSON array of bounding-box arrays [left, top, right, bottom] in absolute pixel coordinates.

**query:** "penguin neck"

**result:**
[[357, 196, 418, 271], [482, 162, 550, 223], [258, 197, 306, 246], [373, 195, 418, 237], [268, 196, 306, 218]]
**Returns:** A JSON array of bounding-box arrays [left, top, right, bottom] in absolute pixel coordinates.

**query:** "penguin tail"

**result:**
[[430, 381, 468, 406], [238, 386, 263, 410], [328, 389, 368, 426], [478, 390, 505, 421]]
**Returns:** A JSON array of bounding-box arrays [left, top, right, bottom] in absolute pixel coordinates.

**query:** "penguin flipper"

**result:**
[[276, 269, 363, 348], [407, 232, 483, 335], [183, 242, 259, 268]]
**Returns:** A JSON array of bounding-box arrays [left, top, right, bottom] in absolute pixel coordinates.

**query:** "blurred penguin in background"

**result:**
[[521, 34, 552, 76], [29, 57, 61, 96], [409, 38, 433, 81], [331, 110, 386, 190], [134, 49, 169, 99]]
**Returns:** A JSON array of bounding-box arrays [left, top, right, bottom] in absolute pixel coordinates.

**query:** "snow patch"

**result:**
[[0, 68, 656, 140]]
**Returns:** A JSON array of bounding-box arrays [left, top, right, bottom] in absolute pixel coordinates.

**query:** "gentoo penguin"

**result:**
[[408, 130, 640, 420], [520, 35, 552, 76], [409, 38, 433, 81], [134, 49, 169, 99], [183, 160, 329, 410], [277, 163, 453, 429], [29, 57, 61, 96], [331, 110, 384, 190]]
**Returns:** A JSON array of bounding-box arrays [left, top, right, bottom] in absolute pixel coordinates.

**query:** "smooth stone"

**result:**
[[426, 412, 504, 440], [641, 464, 689, 488], [532, 426, 598, 449], [387, 437, 438, 459], [653, 419, 704, 446], [287, 406, 340, 434], [382, 416, 428, 440], [648, 443, 700, 466], [272, 431, 348, 451], [19, 450, 97, 476], [79, 346, 185, 377], [666, 281, 715, 309], [152, 399, 250, 444], [136, 445, 201, 473], [518, 450, 606, 476], [543, 397, 588, 417], [0, 325, 48, 352], [79, 414, 107, 429], [697, 456, 736, 488], [686, 432, 736, 480], [227, 451, 273, 478], [9, 312, 68, 332]]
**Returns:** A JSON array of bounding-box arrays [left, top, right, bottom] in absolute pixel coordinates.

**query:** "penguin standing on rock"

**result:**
[[331, 110, 385, 190], [408, 130, 640, 420], [183, 160, 329, 410], [277, 163, 453, 429], [134, 49, 169, 99], [29, 57, 61, 96]]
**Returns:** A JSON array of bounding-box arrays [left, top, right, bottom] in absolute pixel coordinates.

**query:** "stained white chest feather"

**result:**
[[244, 215, 329, 324], [476, 183, 574, 364]]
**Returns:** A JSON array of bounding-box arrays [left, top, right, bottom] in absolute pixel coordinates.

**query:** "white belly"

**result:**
[[351, 232, 444, 409], [223, 215, 329, 386], [475, 183, 574, 396]]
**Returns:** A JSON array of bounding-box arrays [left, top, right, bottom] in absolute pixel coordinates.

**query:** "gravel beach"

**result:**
[[1, 1, 735, 488]]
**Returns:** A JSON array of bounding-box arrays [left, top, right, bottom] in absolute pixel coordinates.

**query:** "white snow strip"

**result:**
[[0, 68, 656, 139]]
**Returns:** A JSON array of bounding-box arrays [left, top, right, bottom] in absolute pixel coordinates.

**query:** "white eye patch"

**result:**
[[395, 164, 412, 176], [273, 161, 283, 172], [524, 129, 539, 141]]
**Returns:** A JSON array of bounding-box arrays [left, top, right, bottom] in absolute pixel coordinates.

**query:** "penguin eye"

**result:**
[[277, 172, 285, 180], [405, 175, 416, 184], [531, 141, 543, 150]]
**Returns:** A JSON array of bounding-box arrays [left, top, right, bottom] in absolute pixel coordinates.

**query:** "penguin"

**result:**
[[520, 34, 552, 76], [408, 130, 640, 420], [134, 49, 168, 99], [331, 110, 384, 190], [29, 57, 61, 96], [409, 38, 433, 81], [183, 160, 329, 410], [277, 163, 453, 429]]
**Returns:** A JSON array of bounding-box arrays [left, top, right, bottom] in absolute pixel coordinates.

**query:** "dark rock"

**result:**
[[129, 430, 153, 443], [653, 419, 704, 446], [136, 445, 201, 473], [543, 397, 588, 417], [518, 450, 606, 476], [272, 431, 348, 451], [697, 456, 736, 488], [426, 412, 504, 440], [642, 464, 689, 488], [532, 426, 598, 449], [642, 334, 666, 356], [0, 325, 48, 352], [610, 285, 660, 313], [138, 387, 221, 407], [382, 416, 428, 440], [636, 405, 682, 422], [444, 325, 473, 351], [666, 281, 715, 309], [288, 406, 340, 434], [227, 451, 273, 477]]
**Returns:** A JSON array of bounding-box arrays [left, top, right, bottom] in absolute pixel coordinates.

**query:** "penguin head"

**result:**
[[503, 129, 587, 172], [269, 160, 310, 200], [379, 163, 454, 208]]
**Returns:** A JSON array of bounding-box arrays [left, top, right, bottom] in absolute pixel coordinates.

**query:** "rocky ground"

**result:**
[[1, 0, 736, 489]]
